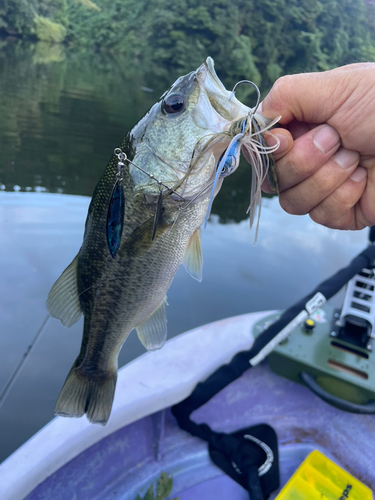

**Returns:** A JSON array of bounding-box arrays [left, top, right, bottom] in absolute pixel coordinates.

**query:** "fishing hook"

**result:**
[[229, 80, 261, 116]]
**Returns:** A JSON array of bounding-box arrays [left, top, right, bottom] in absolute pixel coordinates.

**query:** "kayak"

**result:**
[[0, 192, 373, 500], [0, 309, 374, 500]]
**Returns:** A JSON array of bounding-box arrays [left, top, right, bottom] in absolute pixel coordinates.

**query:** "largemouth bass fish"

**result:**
[[47, 57, 278, 425]]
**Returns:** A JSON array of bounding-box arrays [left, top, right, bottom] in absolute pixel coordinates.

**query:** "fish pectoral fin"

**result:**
[[136, 298, 168, 351], [183, 228, 203, 282], [46, 254, 82, 327]]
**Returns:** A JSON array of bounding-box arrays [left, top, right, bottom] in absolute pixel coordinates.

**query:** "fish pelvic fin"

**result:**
[[47, 254, 82, 327], [55, 364, 117, 426], [183, 228, 203, 282], [136, 297, 168, 350]]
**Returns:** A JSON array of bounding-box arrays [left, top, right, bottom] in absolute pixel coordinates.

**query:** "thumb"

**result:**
[[260, 69, 351, 125]]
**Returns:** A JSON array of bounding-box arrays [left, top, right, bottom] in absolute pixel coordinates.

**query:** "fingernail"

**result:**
[[313, 125, 340, 154], [333, 149, 359, 169], [350, 167, 367, 183], [257, 102, 263, 113], [264, 133, 290, 156]]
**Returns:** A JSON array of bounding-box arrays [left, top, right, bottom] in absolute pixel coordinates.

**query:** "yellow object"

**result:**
[[275, 450, 373, 500]]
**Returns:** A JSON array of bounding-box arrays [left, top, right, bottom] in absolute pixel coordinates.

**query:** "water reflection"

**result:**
[[0, 40, 257, 221], [0, 192, 368, 463], [0, 42, 370, 464], [0, 42, 164, 197]]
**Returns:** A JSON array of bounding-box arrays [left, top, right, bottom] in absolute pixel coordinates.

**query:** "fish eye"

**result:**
[[162, 93, 185, 114]]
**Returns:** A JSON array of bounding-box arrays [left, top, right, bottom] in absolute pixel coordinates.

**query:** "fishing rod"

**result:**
[[0, 315, 50, 410]]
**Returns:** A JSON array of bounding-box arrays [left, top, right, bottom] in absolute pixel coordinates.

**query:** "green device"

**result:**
[[253, 252, 375, 412]]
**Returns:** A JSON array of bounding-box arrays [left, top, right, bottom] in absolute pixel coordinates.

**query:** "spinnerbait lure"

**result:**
[[107, 150, 126, 258]]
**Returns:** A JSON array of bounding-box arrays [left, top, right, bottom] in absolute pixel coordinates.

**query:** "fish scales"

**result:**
[[47, 57, 278, 425]]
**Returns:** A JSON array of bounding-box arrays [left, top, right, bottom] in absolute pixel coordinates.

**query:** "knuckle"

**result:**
[[270, 75, 293, 105], [272, 75, 292, 95], [279, 194, 308, 216], [309, 206, 351, 230], [309, 208, 330, 228], [354, 208, 375, 229]]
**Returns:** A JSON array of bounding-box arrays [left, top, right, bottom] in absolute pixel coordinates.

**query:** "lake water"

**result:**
[[0, 41, 369, 463]]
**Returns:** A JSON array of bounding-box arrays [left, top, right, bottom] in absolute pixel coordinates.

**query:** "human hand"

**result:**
[[261, 63, 375, 230]]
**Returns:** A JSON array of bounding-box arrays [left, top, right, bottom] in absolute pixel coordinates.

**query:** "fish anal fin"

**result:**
[[183, 228, 203, 282], [136, 298, 168, 351], [47, 255, 82, 327], [55, 363, 117, 426]]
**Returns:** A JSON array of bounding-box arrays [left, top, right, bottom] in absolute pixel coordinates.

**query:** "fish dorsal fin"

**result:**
[[183, 228, 203, 282], [136, 298, 168, 351], [46, 255, 82, 327]]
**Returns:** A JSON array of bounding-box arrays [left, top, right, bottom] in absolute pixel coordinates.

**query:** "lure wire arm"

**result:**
[[115, 76, 278, 231], [113, 148, 216, 214], [114, 148, 186, 202]]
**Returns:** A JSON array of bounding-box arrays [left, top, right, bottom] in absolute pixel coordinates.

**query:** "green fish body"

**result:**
[[47, 57, 276, 425]]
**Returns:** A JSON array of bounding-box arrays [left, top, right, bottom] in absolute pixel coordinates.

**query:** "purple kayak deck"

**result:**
[[25, 363, 375, 500]]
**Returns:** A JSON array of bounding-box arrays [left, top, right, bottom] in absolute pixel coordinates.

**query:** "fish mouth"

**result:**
[[200, 57, 228, 96], [196, 57, 251, 123], [197, 57, 273, 130]]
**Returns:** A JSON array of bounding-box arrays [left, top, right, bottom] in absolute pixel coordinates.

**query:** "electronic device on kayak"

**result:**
[[254, 227, 375, 414]]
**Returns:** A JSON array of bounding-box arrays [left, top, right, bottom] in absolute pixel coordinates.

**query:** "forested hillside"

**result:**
[[1, 0, 375, 89]]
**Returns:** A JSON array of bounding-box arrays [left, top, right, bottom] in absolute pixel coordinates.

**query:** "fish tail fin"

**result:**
[[86, 373, 117, 425], [55, 363, 117, 426]]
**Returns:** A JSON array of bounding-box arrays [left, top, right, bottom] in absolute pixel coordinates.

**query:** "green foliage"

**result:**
[[139, 0, 261, 88], [76, 0, 100, 11], [0, 0, 37, 36], [1, 0, 375, 90], [65, 0, 146, 52], [34, 15, 66, 42], [237, 0, 375, 88], [135, 472, 179, 500]]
